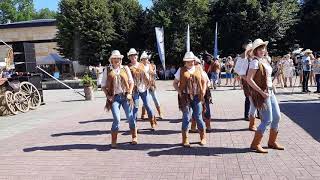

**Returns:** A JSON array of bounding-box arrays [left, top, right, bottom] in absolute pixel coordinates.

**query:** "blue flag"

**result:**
[[213, 22, 218, 59]]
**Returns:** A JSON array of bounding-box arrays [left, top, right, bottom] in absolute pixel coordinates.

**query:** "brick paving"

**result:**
[[0, 80, 319, 180]]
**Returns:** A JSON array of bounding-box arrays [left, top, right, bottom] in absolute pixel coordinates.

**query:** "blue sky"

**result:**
[[34, 0, 153, 11]]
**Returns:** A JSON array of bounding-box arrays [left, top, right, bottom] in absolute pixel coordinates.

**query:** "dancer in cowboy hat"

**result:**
[[246, 39, 284, 153], [128, 48, 157, 131], [140, 51, 164, 120], [101, 50, 136, 148], [173, 52, 208, 147], [190, 56, 212, 133]]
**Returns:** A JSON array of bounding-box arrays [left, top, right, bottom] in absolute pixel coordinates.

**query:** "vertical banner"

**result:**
[[213, 22, 218, 59], [155, 27, 166, 72], [186, 24, 190, 52]]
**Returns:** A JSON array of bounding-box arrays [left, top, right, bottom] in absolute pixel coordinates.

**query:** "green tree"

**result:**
[[0, 0, 17, 24], [16, 0, 35, 21], [56, 0, 115, 66], [34, 8, 57, 19]]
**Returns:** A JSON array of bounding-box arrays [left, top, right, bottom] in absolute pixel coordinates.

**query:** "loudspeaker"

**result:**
[[13, 42, 37, 73]]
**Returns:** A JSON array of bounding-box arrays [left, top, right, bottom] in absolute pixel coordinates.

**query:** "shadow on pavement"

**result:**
[[280, 99, 320, 103], [212, 128, 248, 133], [213, 118, 245, 122], [148, 146, 250, 157], [51, 130, 113, 137], [79, 118, 113, 124], [121, 129, 181, 136], [280, 102, 320, 142], [23, 144, 111, 152]]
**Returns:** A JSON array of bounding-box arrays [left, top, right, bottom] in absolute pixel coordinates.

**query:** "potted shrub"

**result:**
[[81, 74, 95, 100]]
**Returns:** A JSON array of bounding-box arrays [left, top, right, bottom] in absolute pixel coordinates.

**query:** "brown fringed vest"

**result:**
[[249, 61, 268, 110], [178, 66, 204, 111], [129, 63, 150, 92], [149, 64, 156, 91], [105, 66, 131, 111]]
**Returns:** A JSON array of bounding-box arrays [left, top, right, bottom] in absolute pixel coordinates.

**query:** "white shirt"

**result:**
[[249, 59, 273, 88], [234, 56, 249, 76], [101, 65, 133, 94], [131, 62, 152, 93]]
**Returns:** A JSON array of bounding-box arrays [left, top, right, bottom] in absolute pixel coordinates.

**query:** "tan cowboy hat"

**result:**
[[183, 51, 195, 62], [245, 43, 253, 54], [127, 48, 139, 56], [292, 48, 303, 54], [303, 49, 313, 54], [284, 54, 291, 58], [109, 50, 124, 63], [251, 39, 269, 52], [140, 51, 151, 60]]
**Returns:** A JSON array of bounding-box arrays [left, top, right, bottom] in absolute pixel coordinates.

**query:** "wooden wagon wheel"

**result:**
[[14, 92, 30, 113], [4, 91, 18, 115], [19, 82, 41, 110]]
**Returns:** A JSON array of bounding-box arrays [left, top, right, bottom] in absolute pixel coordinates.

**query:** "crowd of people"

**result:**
[[100, 37, 320, 153]]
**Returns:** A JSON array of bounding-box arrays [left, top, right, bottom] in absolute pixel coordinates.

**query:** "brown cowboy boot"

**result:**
[[149, 116, 156, 131], [199, 129, 207, 146], [205, 118, 211, 131], [182, 130, 191, 147], [141, 106, 146, 120], [111, 131, 118, 148], [249, 115, 257, 131], [268, 129, 284, 150], [156, 106, 163, 120], [130, 128, 138, 145], [190, 118, 197, 133], [250, 131, 268, 153]]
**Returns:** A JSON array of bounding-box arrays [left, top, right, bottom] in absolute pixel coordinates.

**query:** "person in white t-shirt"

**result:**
[[173, 52, 207, 147]]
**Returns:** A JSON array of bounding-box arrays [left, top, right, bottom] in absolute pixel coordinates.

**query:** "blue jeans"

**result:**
[[257, 91, 281, 134], [211, 72, 219, 85], [111, 94, 135, 132], [249, 97, 257, 117], [133, 90, 155, 121], [203, 100, 211, 119], [149, 89, 160, 107], [182, 95, 205, 131]]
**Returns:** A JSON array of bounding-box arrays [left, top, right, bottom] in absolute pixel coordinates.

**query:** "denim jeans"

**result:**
[[248, 97, 257, 117], [149, 89, 160, 107], [211, 72, 219, 85], [203, 100, 211, 119], [133, 90, 155, 121], [302, 71, 310, 91], [182, 95, 205, 131], [111, 94, 135, 132], [315, 74, 320, 92], [257, 91, 281, 134]]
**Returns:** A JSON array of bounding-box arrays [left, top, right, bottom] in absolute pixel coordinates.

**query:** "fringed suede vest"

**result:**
[[105, 66, 130, 111], [249, 62, 268, 110], [149, 64, 156, 91], [129, 63, 150, 92], [178, 66, 204, 111]]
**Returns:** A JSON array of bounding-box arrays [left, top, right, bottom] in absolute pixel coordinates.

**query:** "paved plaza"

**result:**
[[0, 81, 320, 180]]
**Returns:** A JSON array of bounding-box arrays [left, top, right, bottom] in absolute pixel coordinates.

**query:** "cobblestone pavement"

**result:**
[[0, 80, 319, 180]]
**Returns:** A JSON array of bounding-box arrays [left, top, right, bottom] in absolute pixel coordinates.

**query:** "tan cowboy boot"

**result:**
[[182, 130, 191, 147], [190, 118, 197, 133], [130, 128, 138, 145], [111, 131, 118, 148], [268, 129, 284, 150], [141, 106, 146, 120], [199, 129, 207, 146], [156, 106, 163, 119], [149, 116, 156, 131], [250, 131, 268, 153], [249, 115, 257, 131]]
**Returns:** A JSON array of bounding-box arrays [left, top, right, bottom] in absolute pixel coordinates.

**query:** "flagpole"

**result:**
[[187, 24, 190, 52]]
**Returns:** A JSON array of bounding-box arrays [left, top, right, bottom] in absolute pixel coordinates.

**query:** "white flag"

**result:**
[[155, 27, 166, 71]]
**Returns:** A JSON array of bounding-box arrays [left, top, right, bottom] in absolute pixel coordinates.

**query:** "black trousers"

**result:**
[[316, 74, 320, 92], [244, 96, 250, 119], [302, 71, 310, 91]]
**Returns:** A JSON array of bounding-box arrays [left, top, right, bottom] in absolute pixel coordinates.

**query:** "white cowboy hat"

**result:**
[[140, 51, 151, 60], [251, 39, 269, 52], [194, 56, 201, 63], [109, 50, 124, 63], [303, 49, 313, 54], [245, 43, 253, 54], [127, 48, 139, 56], [183, 51, 195, 62], [284, 54, 291, 58]]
